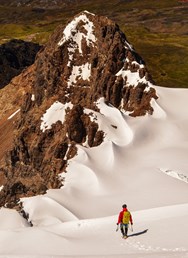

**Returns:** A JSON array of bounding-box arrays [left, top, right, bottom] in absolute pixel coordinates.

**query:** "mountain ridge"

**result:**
[[0, 0, 187, 88], [0, 11, 157, 209]]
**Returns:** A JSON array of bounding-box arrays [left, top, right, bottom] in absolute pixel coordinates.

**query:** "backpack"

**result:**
[[122, 210, 131, 224]]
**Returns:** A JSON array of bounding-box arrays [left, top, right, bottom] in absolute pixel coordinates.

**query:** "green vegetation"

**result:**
[[0, 0, 187, 88], [123, 26, 188, 88]]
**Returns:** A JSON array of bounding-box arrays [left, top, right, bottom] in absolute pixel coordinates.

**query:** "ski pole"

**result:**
[[129, 223, 133, 232], [116, 224, 119, 232]]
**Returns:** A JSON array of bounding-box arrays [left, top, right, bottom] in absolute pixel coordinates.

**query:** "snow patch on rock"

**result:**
[[40, 101, 73, 132], [58, 12, 96, 54], [67, 63, 91, 87]]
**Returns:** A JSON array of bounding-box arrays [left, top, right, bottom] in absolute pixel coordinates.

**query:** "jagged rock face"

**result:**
[[33, 12, 156, 114], [0, 39, 41, 89], [0, 11, 157, 208]]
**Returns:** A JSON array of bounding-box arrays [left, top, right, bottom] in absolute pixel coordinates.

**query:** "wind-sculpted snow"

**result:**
[[150, 99, 166, 119], [1, 85, 185, 257], [22, 195, 79, 225], [0, 203, 188, 257], [0, 207, 29, 229], [0, 10, 188, 257], [84, 98, 133, 146], [20, 86, 188, 222], [0, 11, 159, 210]]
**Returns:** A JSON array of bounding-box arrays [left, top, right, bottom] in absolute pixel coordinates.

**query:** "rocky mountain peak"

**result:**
[[33, 11, 156, 112], [0, 11, 157, 209]]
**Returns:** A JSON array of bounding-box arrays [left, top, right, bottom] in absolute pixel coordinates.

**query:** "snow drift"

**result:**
[[0, 11, 188, 258], [0, 86, 188, 258]]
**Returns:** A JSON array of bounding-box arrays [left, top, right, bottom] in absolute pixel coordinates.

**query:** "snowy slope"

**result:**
[[0, 85, 188, 257]]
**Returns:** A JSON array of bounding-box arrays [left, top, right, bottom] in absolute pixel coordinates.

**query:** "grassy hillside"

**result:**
[[0, 0, 187, 88]]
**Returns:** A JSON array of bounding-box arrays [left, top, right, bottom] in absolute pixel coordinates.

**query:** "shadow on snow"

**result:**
[[128, 229, 148, 237]]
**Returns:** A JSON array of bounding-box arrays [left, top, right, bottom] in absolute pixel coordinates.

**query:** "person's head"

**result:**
[[122, 204, 127, 208]]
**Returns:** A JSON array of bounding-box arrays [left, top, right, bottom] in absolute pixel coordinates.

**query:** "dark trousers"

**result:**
[[120, 223, 128, 236]]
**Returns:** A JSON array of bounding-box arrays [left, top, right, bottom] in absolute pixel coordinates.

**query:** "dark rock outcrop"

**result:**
[[0, 39, 41, 89], [0, 11, 157, 209]]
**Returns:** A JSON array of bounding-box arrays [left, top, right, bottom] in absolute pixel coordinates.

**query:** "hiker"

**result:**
[[117, 204, 133, 238]]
